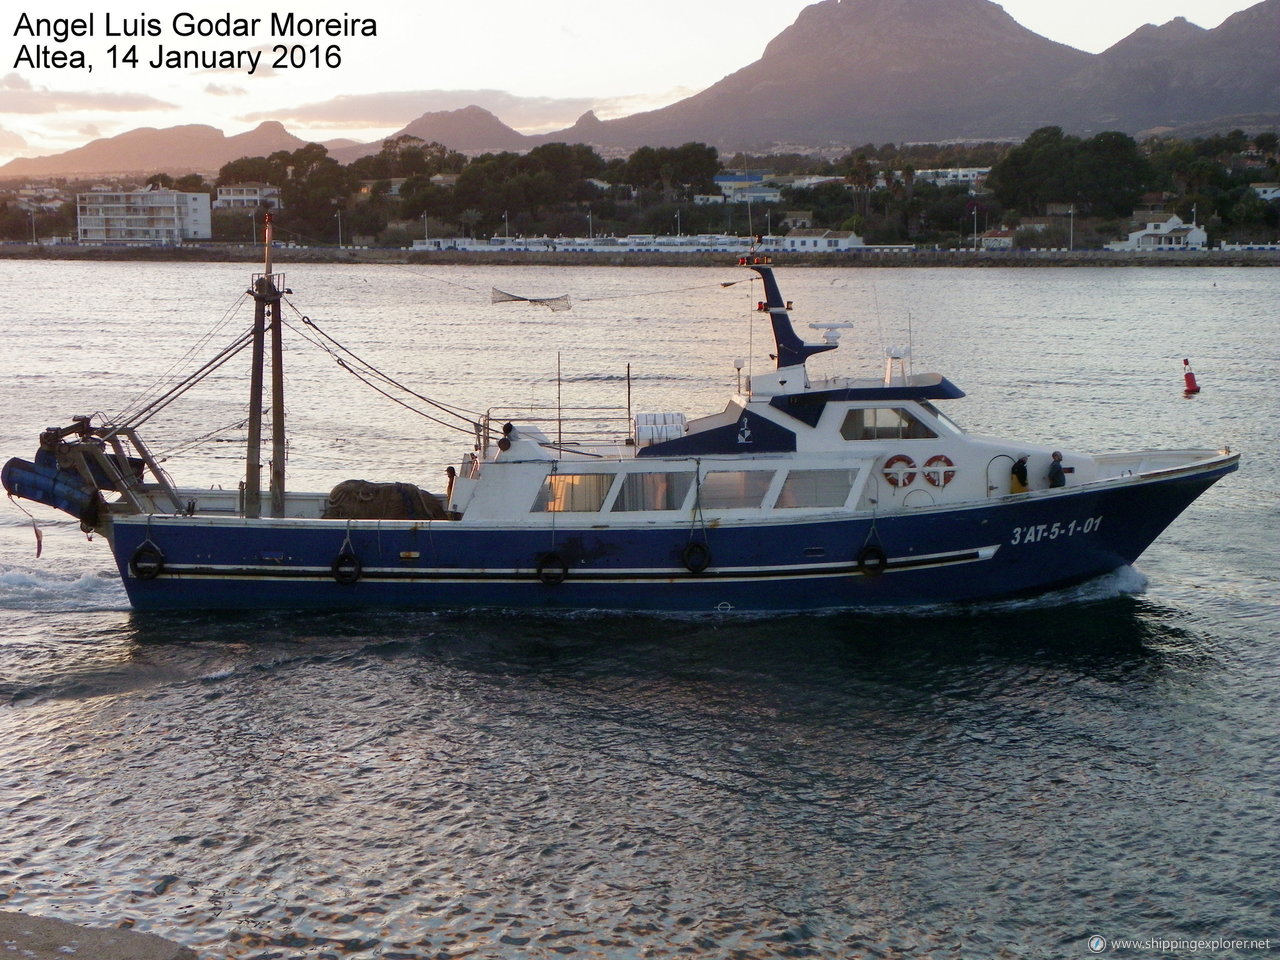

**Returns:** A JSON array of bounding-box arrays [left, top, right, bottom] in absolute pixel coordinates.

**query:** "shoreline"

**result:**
[[1, 243, 1277, 268]]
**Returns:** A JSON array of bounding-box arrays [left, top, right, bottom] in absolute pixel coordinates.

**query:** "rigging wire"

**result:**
[[327, 358, 481, 438], [153, 416, 251, 461], [113, 290, 253, 424], [279, 298, 482, 421], [95, 257, 759, 456], [108, 329, 256, 433], [277, 301, 482, 437]]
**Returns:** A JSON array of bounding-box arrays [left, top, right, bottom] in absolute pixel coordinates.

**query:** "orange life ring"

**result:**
[[882, 454, 917, 487], [923, 454, 956, 487]]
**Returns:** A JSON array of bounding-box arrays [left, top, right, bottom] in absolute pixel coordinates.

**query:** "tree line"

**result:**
[[3, 126, 1277, 247]]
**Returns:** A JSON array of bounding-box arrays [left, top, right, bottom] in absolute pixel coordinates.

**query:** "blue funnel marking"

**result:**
[[752, 265, 836, 369]]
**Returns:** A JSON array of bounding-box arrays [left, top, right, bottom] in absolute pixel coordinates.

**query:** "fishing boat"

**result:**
[[3, 224, 1239, 613]]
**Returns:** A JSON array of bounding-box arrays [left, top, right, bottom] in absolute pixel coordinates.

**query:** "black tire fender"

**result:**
[[129, 543, 165, 580], [536, 553, 568, 586], [331, 550, 362, 585], [681, 541, 712, 575], [856, 545, 888, 577]]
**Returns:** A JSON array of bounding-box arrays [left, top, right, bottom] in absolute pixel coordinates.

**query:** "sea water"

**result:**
[[0, 261, 1277, 958]]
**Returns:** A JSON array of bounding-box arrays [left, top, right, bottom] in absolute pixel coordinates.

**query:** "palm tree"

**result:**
[[457, 208, 481, 239]]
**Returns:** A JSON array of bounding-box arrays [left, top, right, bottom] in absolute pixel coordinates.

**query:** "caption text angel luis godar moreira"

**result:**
[[13, 11, 377, 73]]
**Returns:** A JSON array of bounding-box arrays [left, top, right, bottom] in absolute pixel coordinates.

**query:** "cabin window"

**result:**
[[839, 407, 937, 441], [919, 401, 963, 434], [611, 472, 695, 512], [532, 473, 614, 513], [698, 471, 774, 509], [776, 469, 859, 508]]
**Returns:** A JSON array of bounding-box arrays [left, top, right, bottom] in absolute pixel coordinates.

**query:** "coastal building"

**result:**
[[1104, 214, 1207, 251], [780, 228, 864, 251], [357, 179, 408, 199], [699, 172, 783, 205], [213, 183, 282, 211], [914, 168, 990, 191], [1251, 182, 1280, 202], [76, 186, 211, 245], [979, 228, 1015, 250]]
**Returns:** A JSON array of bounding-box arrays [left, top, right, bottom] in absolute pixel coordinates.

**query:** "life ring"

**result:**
[[882, 454, 917, 487], [856, 545, 888, 577], [129, 543, 165, 580], [681, 541, 712, 574], [536, 553, 568, 585], [331, 550, 362, 584], [923, 454, 956, 487]]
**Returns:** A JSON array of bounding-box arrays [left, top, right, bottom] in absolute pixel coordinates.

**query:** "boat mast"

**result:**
[[244, 212, 286, 518]]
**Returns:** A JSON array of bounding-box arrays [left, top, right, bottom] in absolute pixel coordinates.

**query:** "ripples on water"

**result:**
[[0, 263, 1277, 958], [1, 596, 1275, 959]]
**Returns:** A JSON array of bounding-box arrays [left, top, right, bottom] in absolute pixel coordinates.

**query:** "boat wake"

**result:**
[[0, 564, 128, 612]]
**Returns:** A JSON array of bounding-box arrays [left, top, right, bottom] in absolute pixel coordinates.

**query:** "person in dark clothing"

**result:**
[[1047, 451, 1066, 488], [1011, 455, 1029, 493]]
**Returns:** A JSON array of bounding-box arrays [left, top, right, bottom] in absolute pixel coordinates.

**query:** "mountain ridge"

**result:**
[[3, 0, 1277, 178]]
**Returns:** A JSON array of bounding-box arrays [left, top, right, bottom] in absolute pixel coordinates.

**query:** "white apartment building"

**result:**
[[913, 168, 990, 190], [77, 187, 211, 245], [213, 183, 282, 210]]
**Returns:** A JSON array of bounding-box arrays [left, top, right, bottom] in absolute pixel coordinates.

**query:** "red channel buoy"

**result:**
[[1183, 358, 1201, 395]]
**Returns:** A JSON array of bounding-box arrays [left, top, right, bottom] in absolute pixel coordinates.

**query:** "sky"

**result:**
[[0, 0, 1263, 167]]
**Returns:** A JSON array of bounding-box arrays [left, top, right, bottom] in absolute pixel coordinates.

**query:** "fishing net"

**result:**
[[491, 288, 572, 312]]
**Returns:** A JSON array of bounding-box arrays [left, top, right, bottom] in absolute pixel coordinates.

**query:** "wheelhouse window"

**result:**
[[776, 469, 859, 508], [698, 471, 774, 510], [611, 472, 695, 512], [839, 407, 937, 441], [532, 473, 614, 512]]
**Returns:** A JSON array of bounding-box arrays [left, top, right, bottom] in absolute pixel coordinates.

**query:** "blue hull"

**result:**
[[108, 460, 1235, 613]]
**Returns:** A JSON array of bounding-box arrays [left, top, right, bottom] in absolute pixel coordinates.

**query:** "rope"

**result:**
[[278, 302, 483, 436], [114, 291, 253, 424], [108, 330, 255, 433]]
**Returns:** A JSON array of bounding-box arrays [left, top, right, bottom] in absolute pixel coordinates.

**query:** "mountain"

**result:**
[[3, 0, 1277, 177], [560, 0, 1093, 149], [1047, 0, 1280, 133], [328, 106, 532, 164], [544, 0, 1279, 150], [0, 121, 321, 178]]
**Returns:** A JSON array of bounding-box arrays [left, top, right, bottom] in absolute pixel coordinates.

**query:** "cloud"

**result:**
[[0, 73, 176, 114], [205, 82, 248, 97], [591, 87, 701, 121], [0, 124, 30, 152]]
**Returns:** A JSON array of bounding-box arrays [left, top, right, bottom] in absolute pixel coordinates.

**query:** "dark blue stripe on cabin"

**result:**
[[769, 379, 967, 428], [635, 408, 796, 457]]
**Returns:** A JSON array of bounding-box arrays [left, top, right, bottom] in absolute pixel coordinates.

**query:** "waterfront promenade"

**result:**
[[0, 242, 1276, 267]]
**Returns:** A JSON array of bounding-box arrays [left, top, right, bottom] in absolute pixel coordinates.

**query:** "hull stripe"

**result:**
[[136, 544, 1000, 584]]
